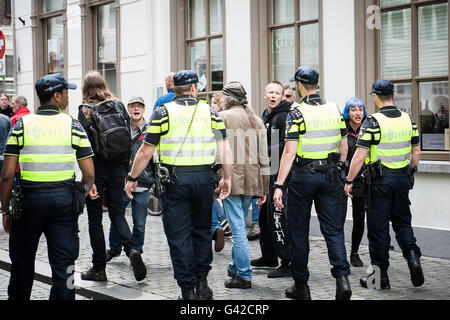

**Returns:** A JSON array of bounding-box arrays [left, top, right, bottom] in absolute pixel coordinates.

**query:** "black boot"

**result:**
[[350, 252, 363, 267], [285, 283, 311, 300], [81, 267, 107, 282], [267, 264, 291, 278], [196, 278, 213, 300], [128, 249, 147, 282], [335, 276, 352, 300], [360, 270, 391, 290], [224, 275, 251, 289], [405, 250, 425, 287], [178, 288, 197, 300]]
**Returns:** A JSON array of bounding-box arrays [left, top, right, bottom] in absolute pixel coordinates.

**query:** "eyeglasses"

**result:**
[[285, 95, 292, 98]]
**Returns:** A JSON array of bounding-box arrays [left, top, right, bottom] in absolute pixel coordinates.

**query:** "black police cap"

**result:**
[[289, 66, 319, 85], [370, 79, 394, 96], [35, 74, 77, 97], [173, 70, 199, 86]]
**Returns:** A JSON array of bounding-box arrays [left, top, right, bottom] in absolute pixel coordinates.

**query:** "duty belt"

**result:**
[[166, 165, 213, 173], [381, 166, 408, 175], [293, 159, 329, 173], [21, 186, 73, 195]]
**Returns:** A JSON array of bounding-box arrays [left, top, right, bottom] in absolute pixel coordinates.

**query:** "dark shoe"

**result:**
[[247, 223, 261, 241], [81, 267, 107, 282], [350, 252, 363, 267], [214, 228, 225, 253], [128, 249, 147, 282], [360, 271, 391, 290], [196, 278, 213, 300], [105, 249, 120, 263], [268, 264, 291, 278], [227, 269, 236, 278], [285, 283, 311, 300], [336, 276, 352, 300], [250, 257, 278, 268], [178, 288, 197, 300], [224, 275, 251, 289], [405, 250, 425, 287]]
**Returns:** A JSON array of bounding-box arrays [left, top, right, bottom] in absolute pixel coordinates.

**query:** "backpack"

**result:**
[[81, 100, 131, 162]]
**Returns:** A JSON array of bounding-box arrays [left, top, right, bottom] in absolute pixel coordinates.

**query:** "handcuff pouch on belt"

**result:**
[[11, 184, 23, 220], [73, 182, 86, 216], [406, 165, 417, 190]]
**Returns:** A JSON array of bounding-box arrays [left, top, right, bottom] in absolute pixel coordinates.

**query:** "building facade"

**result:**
[[11, 0, 450, 258]]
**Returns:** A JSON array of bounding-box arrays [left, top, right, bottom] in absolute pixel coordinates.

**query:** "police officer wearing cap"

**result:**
[[125, 70, 233, 300], [345, 79, 424, 290], [273, 66, 352, 300], [0, 74, 95, 300]]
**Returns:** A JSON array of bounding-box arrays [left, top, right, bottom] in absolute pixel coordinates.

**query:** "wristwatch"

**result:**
[[1, 209, 11, 216], [345, 178, 353, 185], [273, 183, 286, 191], [127, 173, 138, 182]]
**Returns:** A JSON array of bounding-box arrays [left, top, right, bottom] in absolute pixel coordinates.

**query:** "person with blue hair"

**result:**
[[341, 97, 367, 268]]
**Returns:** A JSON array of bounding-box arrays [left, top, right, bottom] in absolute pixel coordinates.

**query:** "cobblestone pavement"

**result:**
[[1, 208, 450, 300]]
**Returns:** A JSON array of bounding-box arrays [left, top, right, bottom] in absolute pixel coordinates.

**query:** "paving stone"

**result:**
[[1, 208, 450, 300]]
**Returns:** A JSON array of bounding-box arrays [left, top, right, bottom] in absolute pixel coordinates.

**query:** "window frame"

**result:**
[[39, 1, 67, 80], [267, 0, 323, 90], [171, 0, 227, 102], [31, 0, 68, 109], [249, 0, 323, 116], [375, 0, 449, 161], [81, 0, 121, 97]]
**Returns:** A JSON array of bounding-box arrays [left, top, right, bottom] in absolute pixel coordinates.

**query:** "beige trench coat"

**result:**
[[219, 105, 270, 198]]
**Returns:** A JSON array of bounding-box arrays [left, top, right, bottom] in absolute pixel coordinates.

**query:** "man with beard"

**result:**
[[251, 81, 291, 278]]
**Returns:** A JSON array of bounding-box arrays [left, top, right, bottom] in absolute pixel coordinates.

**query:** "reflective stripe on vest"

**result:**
[[366, 111, 412, 169], [297, 101, 342, 159], [159, 101, 217, 166], [20, 113, 76, 182]]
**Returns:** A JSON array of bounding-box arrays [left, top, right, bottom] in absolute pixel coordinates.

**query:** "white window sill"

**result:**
[[418, 161, 450, 174]]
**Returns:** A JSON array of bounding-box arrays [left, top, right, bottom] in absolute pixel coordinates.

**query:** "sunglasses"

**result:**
[[285, 95, 292, 98]]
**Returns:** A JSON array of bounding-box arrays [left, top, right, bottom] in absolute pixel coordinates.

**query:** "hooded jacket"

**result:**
[[262, 100, 292, 163]]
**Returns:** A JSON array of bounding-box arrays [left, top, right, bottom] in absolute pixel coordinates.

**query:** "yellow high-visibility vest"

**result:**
[[159, 101, 216, 166], [366, 111, 412, 169], [19, 113, 76, 182], [297, 101, 342, 159]]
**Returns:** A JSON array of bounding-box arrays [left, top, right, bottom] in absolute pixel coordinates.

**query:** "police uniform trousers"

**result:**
[[8, 191, 79, 300], [259, 175, 291, 265], [287, 169, 350, 284], [161, 171, 215, 289], [367, 172, 421, 274]]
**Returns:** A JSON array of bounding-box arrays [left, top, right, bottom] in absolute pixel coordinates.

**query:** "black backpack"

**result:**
[[80, 100, 131, 162]]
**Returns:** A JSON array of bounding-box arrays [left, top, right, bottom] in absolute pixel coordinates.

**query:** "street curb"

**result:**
[[0, 250, 118, 300]]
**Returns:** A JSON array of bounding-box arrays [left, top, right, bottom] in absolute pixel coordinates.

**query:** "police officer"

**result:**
[[273, 66, 352, 300], [344, 79, 424, 290], [0, 74, 95, 300], [125, 70, 233, 300]]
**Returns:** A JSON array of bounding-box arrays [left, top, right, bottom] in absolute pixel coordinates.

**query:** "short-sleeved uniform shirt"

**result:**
[[356, 106, 420, 150], [144, 94, 227, 147], [285, 94, 347, 163], [4, 105, 94, 189]]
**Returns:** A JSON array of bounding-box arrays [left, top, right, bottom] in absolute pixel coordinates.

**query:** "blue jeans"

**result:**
[[250, 198, 259, 223], [109, 191, 150, 254], [223, 195, 253, 281], [210, 199, 226, 238]]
